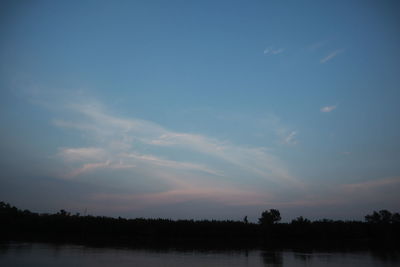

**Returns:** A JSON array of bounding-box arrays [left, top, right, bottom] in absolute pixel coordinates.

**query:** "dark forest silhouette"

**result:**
[[1, 202, 399, 248]]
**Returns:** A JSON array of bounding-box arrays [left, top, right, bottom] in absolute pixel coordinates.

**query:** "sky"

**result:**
[[1, 0, 400, 222]]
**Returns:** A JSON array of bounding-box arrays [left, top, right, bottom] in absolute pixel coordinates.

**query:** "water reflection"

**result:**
[[261, 251, 283, 267], [0, 242, 399, 267], [293, 251, 313, 263], [371, 251, 400, 264]]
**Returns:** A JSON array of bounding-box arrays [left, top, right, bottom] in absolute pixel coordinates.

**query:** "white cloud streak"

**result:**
[[320, 105, 337, 113], [284, 131, 298, 145], [320, 50, 342, 63], [264, 46, 285, 55]]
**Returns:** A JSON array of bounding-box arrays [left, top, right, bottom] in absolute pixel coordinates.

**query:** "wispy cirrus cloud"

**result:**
[[320, 105, 337, 113], [58, 147, 106, 162], [66, 161, 121, 178], [342, 177, 400, 193], [92, 186, 270, 210], [124, 152, 224, 177], [263, 46, 285, 55], [52, 100, 301, 208], [320, 50, 343, 63], [272, 120, 298, 146], [284, 131, 298, 145]]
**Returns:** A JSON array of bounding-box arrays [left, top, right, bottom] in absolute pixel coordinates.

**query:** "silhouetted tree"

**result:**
[[291, 216, 311, 225], [365, 210, 394, 224], [391, 213, 400, 224], [259, 209, 281, 225], [379, 210, 392, 223], [1, 201, 400, 247], [365, 211, 381, 223], [57, 209, 70, 216]]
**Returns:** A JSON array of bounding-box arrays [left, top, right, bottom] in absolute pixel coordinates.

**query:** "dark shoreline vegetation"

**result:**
[[1, 202, 399, 250]]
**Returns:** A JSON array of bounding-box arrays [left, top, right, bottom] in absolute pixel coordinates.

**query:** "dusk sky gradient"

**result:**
[[1, 0, 400, 222]]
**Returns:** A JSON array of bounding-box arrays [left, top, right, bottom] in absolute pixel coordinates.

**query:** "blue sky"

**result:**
[[1, 0, 399, 221]]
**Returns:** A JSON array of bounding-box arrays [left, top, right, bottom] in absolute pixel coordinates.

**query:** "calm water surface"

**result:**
[[1, 242, 399, 267]]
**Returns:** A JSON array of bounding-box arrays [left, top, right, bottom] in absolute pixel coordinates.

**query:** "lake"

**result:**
[[1, 242, 399, 266]]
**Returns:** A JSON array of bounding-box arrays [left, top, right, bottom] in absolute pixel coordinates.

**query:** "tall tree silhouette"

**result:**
[[365, 210, 395, 224], [259, 209, 281, 225]]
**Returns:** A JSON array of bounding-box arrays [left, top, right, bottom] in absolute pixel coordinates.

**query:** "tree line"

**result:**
[[1, 202, 399, 248]]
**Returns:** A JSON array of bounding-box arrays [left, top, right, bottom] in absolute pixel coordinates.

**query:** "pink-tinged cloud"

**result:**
[[64, 160, 136, 178], [54, 102, 298, 187], [342, 177, 400, 192], [91, 186, 271, 209], [125, 153, 224, 177], [50, 100, 306, 216], [58, 147, 106, 162]]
